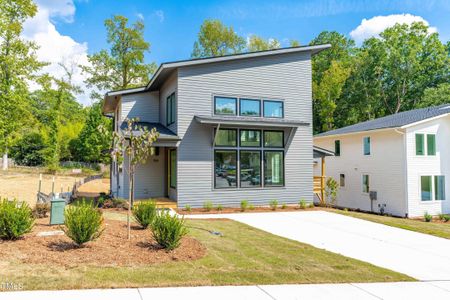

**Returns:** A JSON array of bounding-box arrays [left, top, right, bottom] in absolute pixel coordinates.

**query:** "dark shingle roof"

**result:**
[[315, 104, 450, 138], [120, 122, 179, 140]]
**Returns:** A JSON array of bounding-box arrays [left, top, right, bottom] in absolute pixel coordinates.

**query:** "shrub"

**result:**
[[308, 203, 315, 208], [325, 177, 339, 207], [0, 199, 34, 240], [184, 205, 191, 212], [249, 204, 255, 210], [439, 214, 450, 222], [132, 201, 157, 229], [216, 204, 223, 211], [96, 196, 105, 208], [152, 211, 188, 250], [240, 200, 249, 212], [424, 212, 432, 222], [63, 201, 103, 246], [33, 203, 50, 218], [299, 199, 307, 209], [269, 200, 278, 210], [203, 201, 213, 212], [344, 207, 349, 212], [281, 203, 287, 209]]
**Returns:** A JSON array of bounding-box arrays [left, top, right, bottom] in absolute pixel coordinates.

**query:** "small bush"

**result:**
[[33, 203, 50, 218], [343, 207, 349, 212], [269, 200, 278, 210], [96, 196, 105, 208], [281, 203, 287, 209], [133, 201, 157, 229], [308, 203, 315, 208], [203, 201, 213, 212], [444, 215, 450, 222], [424, 212, 432, 223], [184, 205, 191, 212], [0, 199, 34, 240], [152, 211, 188, 250], [63, 201, 103, 247], [240, 200, 249, 212], [299, 199, 307, 209], [216, 204, 223, 211], [249, 204, 255, 210]]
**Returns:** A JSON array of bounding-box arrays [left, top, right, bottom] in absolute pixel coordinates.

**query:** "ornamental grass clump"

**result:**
[[152, 211, 188, 250], [0, 198, 34, 240], [63, 201, 104, 247], [269, 200, 278, 211], [424, 212, 432, 223], [240, 200, 249, 212], [133, 200, 157, 229]]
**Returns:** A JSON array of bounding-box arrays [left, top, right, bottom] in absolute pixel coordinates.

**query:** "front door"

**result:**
[[167, 149, 177, 199]]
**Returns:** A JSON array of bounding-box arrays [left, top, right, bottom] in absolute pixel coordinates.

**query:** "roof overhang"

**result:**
[[313, 146, 334, 158], [314, 127, 404, 139], [194, 115, 309, 128]]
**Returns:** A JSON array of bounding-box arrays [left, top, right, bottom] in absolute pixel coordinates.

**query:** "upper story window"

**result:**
[[166, 92, 176, 126], [416, 133, 436, 156], [240, 99, 261, 116], [215, 96, 237, 115], [263, 100, 284, 118], [335, 140, 341, 156], [363, 137, 371, 155], [264, 131, 284, 148], [213, 96, 284, 118]]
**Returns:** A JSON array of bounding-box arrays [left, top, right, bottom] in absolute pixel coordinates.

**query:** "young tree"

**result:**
[[0, 0, 44, 169], [247, 35, 280, 52], [81, 15, 157, 99], [104, 118, 159, 239], [192, 19, 246, 58]]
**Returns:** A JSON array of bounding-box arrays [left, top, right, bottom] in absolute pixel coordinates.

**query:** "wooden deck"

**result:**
[[135, 197, 177, 209]]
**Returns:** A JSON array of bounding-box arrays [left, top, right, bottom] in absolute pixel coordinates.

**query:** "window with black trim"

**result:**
[[263, 100, 283, 118], [240, 129, 261, 147], [215, 128, 237, 146], [214, 96, 237, 115], [240, 99, 260, 116], [169, 149, 177, 188], [264, 151, 284, 186], [264, 131, 284, 148], [214, 150, 237, 188], [166, 92, 176, 125], [240, 151, 261, 188]]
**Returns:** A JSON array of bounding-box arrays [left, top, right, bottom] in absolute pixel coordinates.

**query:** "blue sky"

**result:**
[[24, 0, 450, 105], [59, 0, 450, 63]]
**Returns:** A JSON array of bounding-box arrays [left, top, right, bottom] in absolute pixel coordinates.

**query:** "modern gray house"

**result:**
[[103, 44, 331, 208]]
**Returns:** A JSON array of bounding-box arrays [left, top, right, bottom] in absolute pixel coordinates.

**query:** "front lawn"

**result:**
[[331, 209, 450, 239], [0, 212, 412, 291]]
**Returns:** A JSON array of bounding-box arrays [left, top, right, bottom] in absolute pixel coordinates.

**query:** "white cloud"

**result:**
[[22, 0, 92, 106], [136, 13, 144, 21], [350, 14, 437, 44], [153, 10, 164, 23]]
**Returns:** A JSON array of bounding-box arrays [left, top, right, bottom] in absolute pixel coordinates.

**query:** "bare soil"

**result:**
[[0, 218, 206, 267], [76, 178, 110, 198]]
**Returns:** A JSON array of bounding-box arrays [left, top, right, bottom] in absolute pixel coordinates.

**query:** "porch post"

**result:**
[[321, 157, 325, 203]]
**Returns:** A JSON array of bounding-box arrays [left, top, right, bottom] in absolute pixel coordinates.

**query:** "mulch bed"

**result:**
[[0, 218, 206, 267], [177, 206, 319, 215]]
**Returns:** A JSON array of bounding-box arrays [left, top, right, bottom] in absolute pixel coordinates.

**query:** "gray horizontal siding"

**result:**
[[176, 51, 313, 208], [121, 91, 159, 123], [159, 71, 178, 134]]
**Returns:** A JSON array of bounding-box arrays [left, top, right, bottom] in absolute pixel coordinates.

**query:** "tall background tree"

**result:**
[[0, 0, 44, 169]]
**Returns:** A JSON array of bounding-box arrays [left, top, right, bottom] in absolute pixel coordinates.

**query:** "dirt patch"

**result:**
[[0, 218, 206, 267], [177, 205, 319, 215], [76, 178, 110, 198]]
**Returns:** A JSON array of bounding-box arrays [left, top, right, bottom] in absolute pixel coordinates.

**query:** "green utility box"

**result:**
[[50, 198, 66, 225]]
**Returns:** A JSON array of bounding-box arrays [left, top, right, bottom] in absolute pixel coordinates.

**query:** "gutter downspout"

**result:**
[[394, 128, 408, 218]]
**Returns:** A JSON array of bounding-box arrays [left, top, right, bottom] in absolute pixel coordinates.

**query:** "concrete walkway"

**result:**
[[2, 281, 450, 299], [187, 211, 450, 281]]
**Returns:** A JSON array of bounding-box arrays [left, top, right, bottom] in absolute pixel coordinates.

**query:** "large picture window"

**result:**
[[264, 151, 284, 186], [240, 99, 260, 116], [214, 128, 285, 189], [240, 151, 261, 188], [240, 130, 261, 147], [263, 100, 283, 118], [214, 150, 237, 188], [214, 96, 237, 115], [421, 176, 432, 201]]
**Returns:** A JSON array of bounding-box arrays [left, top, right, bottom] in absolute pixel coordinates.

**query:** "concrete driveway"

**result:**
[[187, 211, 450, 280]]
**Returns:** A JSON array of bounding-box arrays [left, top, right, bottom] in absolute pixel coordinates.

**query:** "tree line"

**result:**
[[1, 1, 449, 171]]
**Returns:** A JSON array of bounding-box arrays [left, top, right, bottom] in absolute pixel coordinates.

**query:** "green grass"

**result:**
[[332, 209, 450, 239], [0, 213, 413, 291]]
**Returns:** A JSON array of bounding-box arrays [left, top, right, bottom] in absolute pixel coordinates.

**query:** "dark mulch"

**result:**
[[0, 218, 206, 267]]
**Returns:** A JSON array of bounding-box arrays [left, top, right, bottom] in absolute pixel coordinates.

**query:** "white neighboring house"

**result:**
[[314, 104, 450, 218]]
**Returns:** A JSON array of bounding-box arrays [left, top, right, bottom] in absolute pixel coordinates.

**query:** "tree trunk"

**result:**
[[127, 155, 132, 240], [2, 152, 8, 170]]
